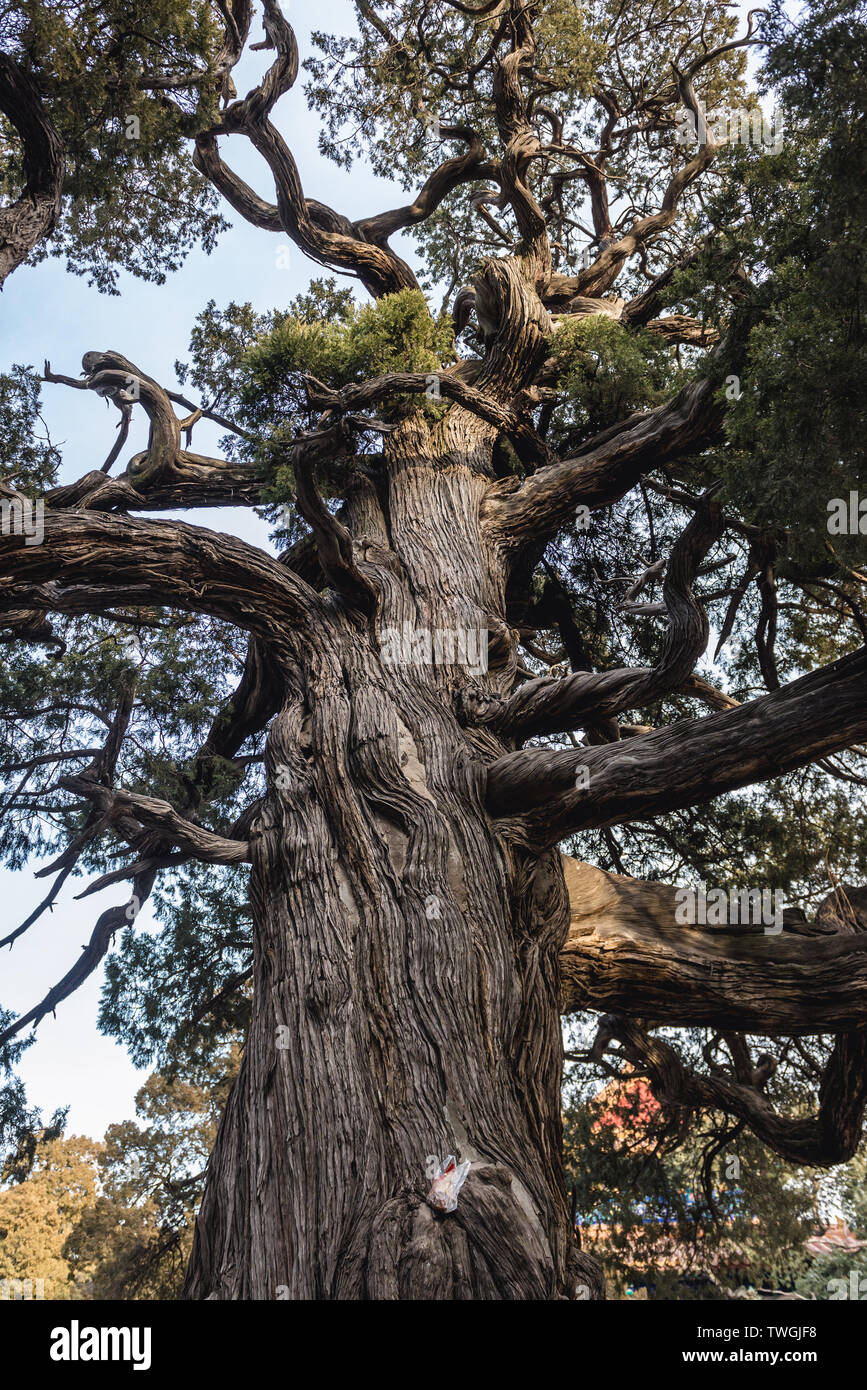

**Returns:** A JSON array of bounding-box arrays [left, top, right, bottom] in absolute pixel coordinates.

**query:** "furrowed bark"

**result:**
[[184, 413, 600, 1300]]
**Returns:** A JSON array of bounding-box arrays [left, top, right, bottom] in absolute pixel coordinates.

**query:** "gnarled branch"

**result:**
[[486, 646, 867, 846], [465, 487, 723, 737], [482, 372, 723, 556]]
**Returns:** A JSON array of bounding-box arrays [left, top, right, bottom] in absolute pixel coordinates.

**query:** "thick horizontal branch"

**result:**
[[0, 511, 323, 643], [45, 458, 265, 514], [559, 859, 867, 1035], [644, 314, 719, 346], [482, 372, 722, 555], [486, 646, 867, 845]]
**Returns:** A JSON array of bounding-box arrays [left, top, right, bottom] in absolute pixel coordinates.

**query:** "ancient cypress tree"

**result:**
[[1, 0, 866, 1299]]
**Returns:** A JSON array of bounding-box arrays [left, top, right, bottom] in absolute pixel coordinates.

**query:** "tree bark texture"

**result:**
[[184, 411, 601, 1300]]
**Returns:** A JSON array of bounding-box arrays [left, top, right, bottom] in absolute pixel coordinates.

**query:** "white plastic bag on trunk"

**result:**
[[426, 1155, 471, 1213]]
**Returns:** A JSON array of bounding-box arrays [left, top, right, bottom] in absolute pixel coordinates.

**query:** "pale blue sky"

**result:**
[[1, 0, 763, 1141]]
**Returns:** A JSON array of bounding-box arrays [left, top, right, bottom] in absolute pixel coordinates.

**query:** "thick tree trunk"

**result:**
[[184, 421, 600, 1300], [0, 56, 64, 288]]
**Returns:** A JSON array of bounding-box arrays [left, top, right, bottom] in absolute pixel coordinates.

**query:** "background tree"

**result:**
[[0, 0, 236, 288], [0, 1133, 100, 1298], [563, 1028, 815, 1299], [0, 1041, 239, 1299], [64, 1038, 240, 1299], [0, 0, 865, 1300]]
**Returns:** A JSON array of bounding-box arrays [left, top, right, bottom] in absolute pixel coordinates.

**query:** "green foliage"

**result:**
[[568, 758, 867, 912], [0, 1010, 67, 1185], [243, 284, 453, 405], [840, 1152, 867, 1238], [1, 611, 257, 856], [564, 1049, 813, 1298], [100, 864, 252, 1069], [0, 365, 62, 492], [0, 1, 865, 1281], [533, 0, 609, 96], [793, 1247, 867, 1301], [177, 282, 455, 510], [551, 316, 677, 443], [544, 76, 867, 906], [64, 1040, 240, 1299], [557, 455, 867, 946], [0, 611, 260, 1083], [668, 0, 867, 569], [2, 0, 228, 290]]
